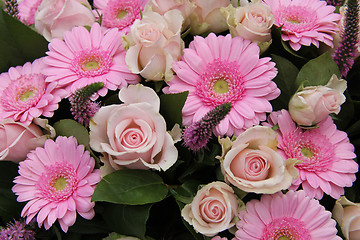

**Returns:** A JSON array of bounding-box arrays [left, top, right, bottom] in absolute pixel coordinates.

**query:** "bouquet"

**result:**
[[0, 0, 359, 239]]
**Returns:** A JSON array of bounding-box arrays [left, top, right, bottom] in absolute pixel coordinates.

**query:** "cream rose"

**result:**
[[289, 74, 347, 127], [189, 0, 230, 35], [181, 181, 238, 237], [0, 118, 54, 163], [34, 0, 95, 41], [219, 126, 299, 194], [89, 84, 178, 173], [146, 0, 196, 31], [123, 8, 184, 81], [333, 196, 360, 240], [221, 1, 274, 43]]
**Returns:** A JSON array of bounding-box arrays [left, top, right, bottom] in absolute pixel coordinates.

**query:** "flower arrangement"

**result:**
[[0, 0, 359, 239]]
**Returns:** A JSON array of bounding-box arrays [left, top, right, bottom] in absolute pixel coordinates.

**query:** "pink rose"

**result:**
[[333, 196, 360, 240], [189, 0, 230, 35], [34, 0, 95, 41], [222, 0, 274, 42], [219, 126, 298, 194], [181, 181, 238, 237], [289, 74, 347, 127], [147, 0, 196, 30], [89, 84, 178, 173], [0, 119, 53, 163], [124, 8, 184, 81]]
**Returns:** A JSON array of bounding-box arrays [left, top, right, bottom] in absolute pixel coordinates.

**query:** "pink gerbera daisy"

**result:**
[[266, 110, 358, 199], [164, 33, 280, 137], [18, 0, 42, 25], [12, 136, 101, 232], [94, 0, 148, 34], [263, 0, 341, 51], [235, 190, 342, 240], [44, 22, 140, 99], [0, 58, 66, 125]]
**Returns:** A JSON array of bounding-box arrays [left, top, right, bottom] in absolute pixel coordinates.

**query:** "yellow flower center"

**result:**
[[84, 60, 100, 70], [287, 17, 301, 24], [54, 177, 67, 191], [278, 236, 291, 240], [117, 10, 127, 19], [301, 148, 313, 158], [19, 90, 34, 101], [213, 79, 229, 94]]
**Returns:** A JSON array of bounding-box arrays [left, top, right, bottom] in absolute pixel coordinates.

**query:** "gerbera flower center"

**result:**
[[84, 61, 100, 70], [72, 49, 112, 77], [282, 129, 334, 172], [213, 79, 229, 94], [37, 163, 78, 202], [19, 89, 34, 101], [117, 10, 127, 19], [102, 0, 140, 29], [54, 177, 67, 191], [0, 73, 45, 111], [196, 59, 245, 107], [261, 217, 311, 240], [275, 6, 317, 32], [301, 147, 313, 158]]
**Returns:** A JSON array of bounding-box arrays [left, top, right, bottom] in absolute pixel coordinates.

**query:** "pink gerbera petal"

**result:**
[[12, 136, 102, 232], [235, 190, 342, 240], [94, 0, 148, 34], [264, 0, 341, 51], [0, 58, 66, 125], [164, 33, 279, 136], [44, 22, 140, 99], [266, 110, 358, 199]]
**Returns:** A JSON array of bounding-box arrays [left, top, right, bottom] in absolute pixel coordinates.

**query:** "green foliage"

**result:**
[[270, 54, 299, 110], [160, 91, 188, 129], [102, 203, 152, 239], [92, 169, 168, 205], [0, 161, 24, 223], [170, 180, 201, 204], [295, 52, 341, 89], [53, 119, 90, 146], [0, 9, 48, 72]]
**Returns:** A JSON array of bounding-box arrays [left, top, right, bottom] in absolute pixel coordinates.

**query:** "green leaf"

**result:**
[[295, 52, 341, 89], [347, 119, 360, 137], [102, 203, 152, 239], [0, 161, 24, 222], [53, 119, 90, 146], [170, 180, 201, 204], [160, 91, 188, 129], [68, 215, 110, 234], [92, 169, 168, 205], [0, 9, 48, 72], [332, 91, 354, 131], [270, 54, 299, 110]]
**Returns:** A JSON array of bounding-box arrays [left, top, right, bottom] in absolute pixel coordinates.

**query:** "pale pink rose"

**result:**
[[0, 118, 54, 163], [221, 0, 274, 42], [124, 8, 184, 81], [146, 0, 196, 30], [189, 0, 231, 35], [181, 181, 238, 237], [219, 126, 299, 194], [289, 74, 347, 127], [34, 0, 95, 41], [89, 84, 178, 173], [333, 196, 360, 240]]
